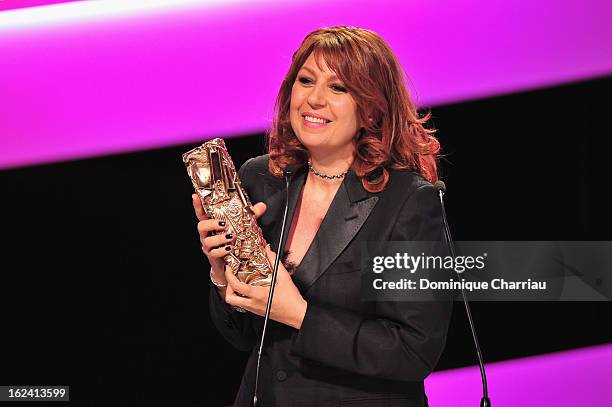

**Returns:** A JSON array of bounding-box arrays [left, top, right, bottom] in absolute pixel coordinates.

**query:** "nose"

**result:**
[[307, 83, 327, 108]]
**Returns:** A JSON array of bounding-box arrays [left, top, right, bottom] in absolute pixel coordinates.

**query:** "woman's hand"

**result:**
[[224, 245, 308, 330], [191, 193, 267, 289]]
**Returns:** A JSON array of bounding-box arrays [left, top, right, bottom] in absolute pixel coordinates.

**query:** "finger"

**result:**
[[202, 231, 234, 253], [197, 219, 228, 238], [225, 267, 253, 297], [192, 194, 207, 221], [224, 283, 240, 306], [225, 280, 236, 298], [251, 202, 267, 219], [206, 243, 234, 258], [225, 289, 249, 310]]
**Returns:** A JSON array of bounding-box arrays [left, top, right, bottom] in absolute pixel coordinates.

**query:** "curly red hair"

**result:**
[[267, 26, 440, 192]]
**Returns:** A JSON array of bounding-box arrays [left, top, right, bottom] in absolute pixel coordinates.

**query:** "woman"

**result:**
[[192, 26, 452, 407]]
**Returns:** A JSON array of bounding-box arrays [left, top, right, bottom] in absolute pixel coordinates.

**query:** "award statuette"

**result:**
[[183, 138, 273, 290]]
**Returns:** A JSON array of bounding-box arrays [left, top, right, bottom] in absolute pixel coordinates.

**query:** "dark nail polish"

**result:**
[[225, 245, 231, 251], [219, 221, 226, 227], [225, 233, 232, 239]]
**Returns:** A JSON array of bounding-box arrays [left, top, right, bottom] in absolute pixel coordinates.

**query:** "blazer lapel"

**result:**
[[293, 170, 379, 292]]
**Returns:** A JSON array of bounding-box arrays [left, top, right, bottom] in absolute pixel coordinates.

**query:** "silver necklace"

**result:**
[[307, 160, 349, 180]]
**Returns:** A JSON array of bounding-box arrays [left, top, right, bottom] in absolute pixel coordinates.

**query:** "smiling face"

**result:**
[[289, 53, 361, 158]]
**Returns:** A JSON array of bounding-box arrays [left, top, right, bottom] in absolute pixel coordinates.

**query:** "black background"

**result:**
[[1, 76, 610, 406]]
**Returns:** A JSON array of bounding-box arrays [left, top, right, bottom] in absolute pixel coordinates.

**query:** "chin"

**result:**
[[296, 135, 327, 150]]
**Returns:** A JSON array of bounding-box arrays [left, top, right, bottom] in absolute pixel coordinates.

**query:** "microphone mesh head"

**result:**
[[434, 180, 446, 193]]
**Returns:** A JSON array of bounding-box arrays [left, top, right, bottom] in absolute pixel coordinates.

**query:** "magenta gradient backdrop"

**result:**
[[1, 0, 611, 169], [425, 343, 612, 406]]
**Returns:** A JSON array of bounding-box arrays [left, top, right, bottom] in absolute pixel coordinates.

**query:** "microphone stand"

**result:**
[[253, 168, 294, 407], [435, 181, 491, 407]]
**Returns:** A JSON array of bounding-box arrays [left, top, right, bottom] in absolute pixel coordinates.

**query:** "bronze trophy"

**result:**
[[183, 138, 273, 293]]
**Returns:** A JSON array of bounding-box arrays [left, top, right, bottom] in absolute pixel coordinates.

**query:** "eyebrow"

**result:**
[[299, 65, 340, 81]]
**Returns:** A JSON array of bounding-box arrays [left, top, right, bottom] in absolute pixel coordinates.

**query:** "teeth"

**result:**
[[304, 115, 328, 124]]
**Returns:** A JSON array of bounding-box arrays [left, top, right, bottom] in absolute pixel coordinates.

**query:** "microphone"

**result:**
[[434, 181, 491, 407], [253, 166, 295, 407]]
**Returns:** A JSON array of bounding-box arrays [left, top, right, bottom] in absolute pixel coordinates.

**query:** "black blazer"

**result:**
[[210, 155, 452, 407]]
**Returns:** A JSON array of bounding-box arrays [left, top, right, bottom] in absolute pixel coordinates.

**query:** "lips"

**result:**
[[301, 112, 331, 129], [302, 112, 331, 123]]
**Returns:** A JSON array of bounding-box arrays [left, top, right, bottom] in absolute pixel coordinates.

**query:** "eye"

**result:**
[[297, 76, 313, 85], [331, 84, 347, 93]]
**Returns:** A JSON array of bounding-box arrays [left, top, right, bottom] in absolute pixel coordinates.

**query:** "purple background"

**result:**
[[426, 343, 612, 406], [1, 0, 611, 169]]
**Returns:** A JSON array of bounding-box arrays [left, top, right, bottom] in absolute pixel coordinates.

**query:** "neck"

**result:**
[[307, 153, 353, 191], [308, 145, 354, 176], [305, 167, 344, 193]]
